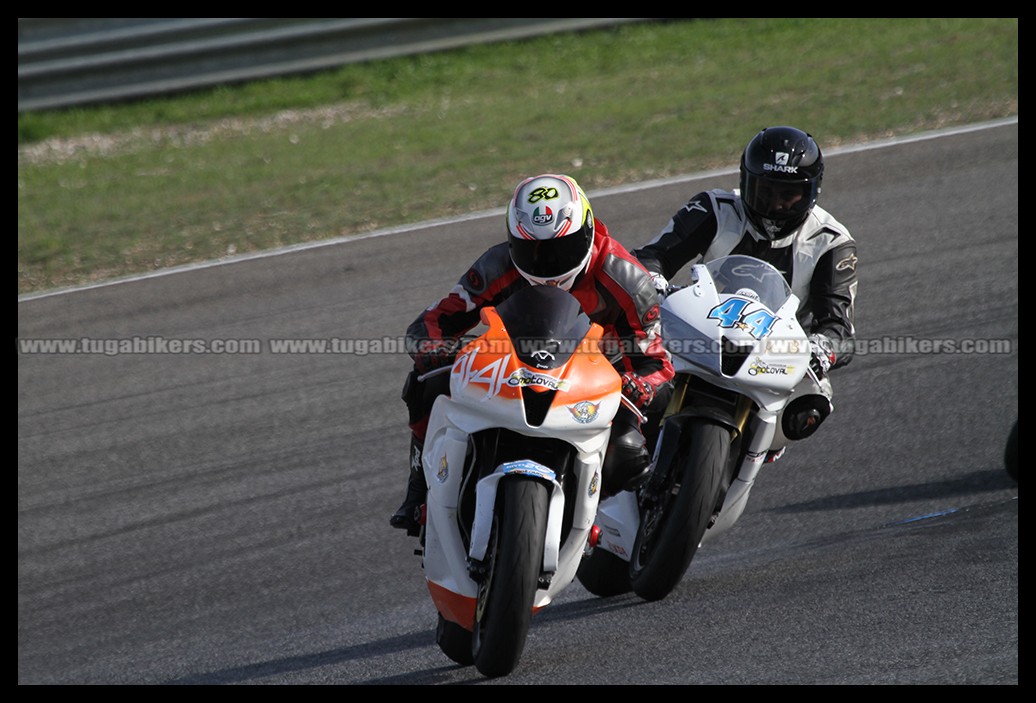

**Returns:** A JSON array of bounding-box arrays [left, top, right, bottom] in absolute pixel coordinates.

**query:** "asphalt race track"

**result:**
[[18, 119, 1018, 685]]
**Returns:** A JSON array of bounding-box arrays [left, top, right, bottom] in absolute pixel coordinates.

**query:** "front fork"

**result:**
[[642, 373, 752, 505]]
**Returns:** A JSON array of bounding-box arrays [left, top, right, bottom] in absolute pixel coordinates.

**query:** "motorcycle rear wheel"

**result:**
[[577, 547, 632, 596], [436, 613, 474, 666], [629, 420, 728, 602], [472, 476, 549, 678]]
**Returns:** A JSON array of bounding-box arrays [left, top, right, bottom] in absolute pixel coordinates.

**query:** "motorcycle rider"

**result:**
[[633, 126, 858, 452], [390, 174, 675, 532]]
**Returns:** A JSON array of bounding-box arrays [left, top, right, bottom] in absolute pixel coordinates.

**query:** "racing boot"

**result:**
[[389, 437, 427, 535], [782, 394, 832, 441]]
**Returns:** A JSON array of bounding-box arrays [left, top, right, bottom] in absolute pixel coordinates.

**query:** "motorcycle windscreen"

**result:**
[[493, 285, 591, 371], [704, 255, 792, 311]]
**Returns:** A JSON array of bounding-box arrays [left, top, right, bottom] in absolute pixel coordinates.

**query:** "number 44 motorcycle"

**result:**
[[578, 255, 834, 602], [412, 284, 628, 678]]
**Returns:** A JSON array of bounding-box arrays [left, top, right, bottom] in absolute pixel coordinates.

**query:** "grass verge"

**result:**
[[18, 18, 1018, 295]]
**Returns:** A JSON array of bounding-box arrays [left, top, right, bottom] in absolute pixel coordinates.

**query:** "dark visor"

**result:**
[[509, 224, 591, 278], [742, 177, 816, 222]]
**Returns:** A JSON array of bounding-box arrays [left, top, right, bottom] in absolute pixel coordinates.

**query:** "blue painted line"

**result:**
[[891, 508, 960, 525]]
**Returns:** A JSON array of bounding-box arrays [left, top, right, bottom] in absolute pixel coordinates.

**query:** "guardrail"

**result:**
[[18, 18, 655, 112]]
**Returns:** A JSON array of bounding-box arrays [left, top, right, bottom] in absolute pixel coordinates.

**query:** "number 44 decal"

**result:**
[[707, 298, 777, 339]]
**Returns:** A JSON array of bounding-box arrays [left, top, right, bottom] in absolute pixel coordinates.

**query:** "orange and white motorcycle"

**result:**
[[413, 284, 624, 678]]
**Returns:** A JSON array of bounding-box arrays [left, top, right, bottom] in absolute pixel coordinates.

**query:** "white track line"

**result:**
[[19, 116, 1017, 303]]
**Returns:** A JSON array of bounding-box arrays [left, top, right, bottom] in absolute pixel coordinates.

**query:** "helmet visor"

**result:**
[[742, 176, 816, 222], [509, 222, 592, 279]]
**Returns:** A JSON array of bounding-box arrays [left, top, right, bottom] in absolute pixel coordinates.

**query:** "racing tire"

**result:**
[[1005, 419, 1018, 482], [436, 613, 474, 666], [629, 420, 729, 602], [577, 547, 632, 597], [472, 476, 549, 678]]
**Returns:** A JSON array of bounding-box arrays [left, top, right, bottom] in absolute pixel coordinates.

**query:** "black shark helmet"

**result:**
[[740, 126, 824, 240]]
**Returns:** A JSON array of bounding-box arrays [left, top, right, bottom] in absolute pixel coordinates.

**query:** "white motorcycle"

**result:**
[[414, 284, 625, 677], [578, 255, 833, 601]]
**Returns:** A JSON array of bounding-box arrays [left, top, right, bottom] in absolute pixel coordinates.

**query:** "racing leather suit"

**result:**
[[405, 218, 675, 496], [633, 189, 858, 367]]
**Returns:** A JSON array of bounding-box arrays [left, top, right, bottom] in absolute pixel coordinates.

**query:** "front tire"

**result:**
[[472, 476, 549, 678], [630, 420, 729, 602], [1005, 419, 1018, 482]]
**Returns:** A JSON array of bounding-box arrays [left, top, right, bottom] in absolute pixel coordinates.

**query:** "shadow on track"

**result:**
[[772, 469, 1015, 514]]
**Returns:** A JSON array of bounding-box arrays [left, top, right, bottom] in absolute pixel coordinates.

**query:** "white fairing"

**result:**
[[661, 263, 810, 411], [422, 346, 619, 609], [592, 489, 640, 560], [595, 255, 821, 560]]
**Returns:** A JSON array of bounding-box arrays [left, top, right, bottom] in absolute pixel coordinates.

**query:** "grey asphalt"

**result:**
[[18, 120, 1017, 685]]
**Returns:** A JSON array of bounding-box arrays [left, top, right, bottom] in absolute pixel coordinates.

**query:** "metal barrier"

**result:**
[[18, 18, 654, 112]]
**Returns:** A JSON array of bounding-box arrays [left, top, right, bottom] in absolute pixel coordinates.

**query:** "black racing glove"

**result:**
[[808, 333, 836, 378], [413, 339, 458, 374]]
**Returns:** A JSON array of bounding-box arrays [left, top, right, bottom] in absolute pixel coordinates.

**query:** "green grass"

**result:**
[[18, 18, 1018, 295]]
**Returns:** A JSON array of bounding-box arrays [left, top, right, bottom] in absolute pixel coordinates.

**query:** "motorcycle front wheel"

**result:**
[[472, 476, 549, 678], [629, 420, 729, 602]]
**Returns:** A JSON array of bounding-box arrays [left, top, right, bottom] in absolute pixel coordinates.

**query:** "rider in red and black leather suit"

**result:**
[[390, 174, 675, 532]]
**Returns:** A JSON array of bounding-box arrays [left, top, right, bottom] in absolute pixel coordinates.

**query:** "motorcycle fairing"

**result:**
[[422, 287, 622, 626]]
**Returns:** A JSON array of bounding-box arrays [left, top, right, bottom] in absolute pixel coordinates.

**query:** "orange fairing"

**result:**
[[428, 581, 548, 631], [452, 306, 621, 404], [428, 581, 475, 630]]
